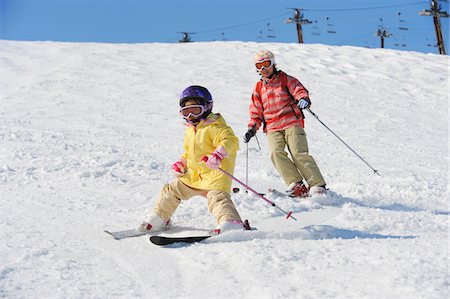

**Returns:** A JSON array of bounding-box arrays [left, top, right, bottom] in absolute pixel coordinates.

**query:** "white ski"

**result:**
[[104, 229, 146, 240]]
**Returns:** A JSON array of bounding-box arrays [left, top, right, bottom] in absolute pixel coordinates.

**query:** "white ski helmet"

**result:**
[[254, 50, 275, 65]]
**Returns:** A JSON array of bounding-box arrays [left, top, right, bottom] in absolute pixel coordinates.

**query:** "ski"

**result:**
[[150, 235, 211, 246], [107, 220, 253, 243], [104, 229, 146, 240]]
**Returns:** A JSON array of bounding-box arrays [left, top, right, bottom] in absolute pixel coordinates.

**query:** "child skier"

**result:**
[[243, 50, 327, 197], [138, 85, 245, 234]]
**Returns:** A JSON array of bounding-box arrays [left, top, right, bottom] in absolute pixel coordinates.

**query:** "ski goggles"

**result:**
[[180, 104, 206, 119], [255, 60, 272, 70]]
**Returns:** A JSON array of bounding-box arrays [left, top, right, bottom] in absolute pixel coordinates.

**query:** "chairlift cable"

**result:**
[[302, 1, 425, 12], [194, 12, 290, 34]]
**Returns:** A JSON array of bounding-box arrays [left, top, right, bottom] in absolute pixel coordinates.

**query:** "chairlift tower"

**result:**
[[376, 28, 392, 49], [177, 32, 195, 43], [375, 18, 392, 49], [285, 8, 312, 43], [419, 0, 449, 55]]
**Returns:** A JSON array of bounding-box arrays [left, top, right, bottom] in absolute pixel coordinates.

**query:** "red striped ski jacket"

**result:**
[[248, 71, 309, 133]]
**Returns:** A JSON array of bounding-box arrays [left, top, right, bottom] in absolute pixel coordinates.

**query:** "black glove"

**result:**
[[243, 127, 256, 143]]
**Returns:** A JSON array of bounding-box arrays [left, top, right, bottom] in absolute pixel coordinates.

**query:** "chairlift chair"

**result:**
[[326, 17, 337, 34], [265, 23, 277, 39], [312, 21, 321, 36], [397, 12, 409, 31]]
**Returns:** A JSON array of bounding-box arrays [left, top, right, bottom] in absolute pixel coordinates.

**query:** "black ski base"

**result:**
[[150, 235, 211, 246]]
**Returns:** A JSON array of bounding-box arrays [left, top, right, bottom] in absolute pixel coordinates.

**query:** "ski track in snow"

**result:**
[[0, 40, 448, 299]]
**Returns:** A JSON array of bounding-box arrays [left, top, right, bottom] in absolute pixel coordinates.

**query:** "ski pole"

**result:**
[[202, 156, 297, 221], [249, 124, 261, 150], [245, 142, 249, 191], [254, 134, 262, 150], [306, 108, 381, 176]]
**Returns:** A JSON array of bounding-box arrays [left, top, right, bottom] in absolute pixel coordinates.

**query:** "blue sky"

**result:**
[[1, 0, 448, 54]]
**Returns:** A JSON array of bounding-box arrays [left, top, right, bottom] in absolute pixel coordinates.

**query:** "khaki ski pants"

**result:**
[[267, 126, 326, 188], [154, 179, 241, 224]]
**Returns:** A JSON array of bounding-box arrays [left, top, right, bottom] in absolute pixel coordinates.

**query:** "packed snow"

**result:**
[[1, 40, 448, 299]]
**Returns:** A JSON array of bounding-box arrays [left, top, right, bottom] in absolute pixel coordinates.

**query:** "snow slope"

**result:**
[[1, 40, 448, 299]]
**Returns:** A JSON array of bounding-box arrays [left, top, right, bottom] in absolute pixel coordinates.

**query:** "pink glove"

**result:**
[[172, 159, 187, 177], [205, 146, 229, 170]]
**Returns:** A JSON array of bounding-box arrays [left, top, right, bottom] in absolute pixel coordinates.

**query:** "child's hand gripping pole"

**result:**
[[201, 156, 297, 221]]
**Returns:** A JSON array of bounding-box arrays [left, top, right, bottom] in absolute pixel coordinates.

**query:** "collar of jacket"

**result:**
[[185, 113, 221, 129], [262, 70, 283, 84]]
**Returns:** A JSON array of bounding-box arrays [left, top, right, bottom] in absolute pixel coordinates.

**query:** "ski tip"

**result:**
[[104, 229, 146, 240], [104, 230, 121, 240]]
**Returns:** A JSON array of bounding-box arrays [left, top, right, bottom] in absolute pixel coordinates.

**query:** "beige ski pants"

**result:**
[[267, 126, 326, 188], [154, 179, 241, 224]]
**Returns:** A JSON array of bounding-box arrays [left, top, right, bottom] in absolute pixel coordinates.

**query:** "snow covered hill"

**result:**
[[1, 40, 448, 299]]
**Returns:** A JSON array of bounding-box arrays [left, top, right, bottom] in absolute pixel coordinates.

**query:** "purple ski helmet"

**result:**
[[179, 85, 213, 107], [179, 85, 213, 123]]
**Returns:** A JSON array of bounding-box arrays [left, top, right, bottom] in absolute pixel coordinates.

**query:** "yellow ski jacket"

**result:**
[[179, 113, 239, 192]]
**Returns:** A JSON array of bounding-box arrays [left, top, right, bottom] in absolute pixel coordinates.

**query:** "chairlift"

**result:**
[[265, 23, 277, 39], [221, 32, 227, 41], [425, 35, 437, 47], [377, 18, 384, 30], [400, 34, 407, 48], [312, 21, 321, 36], [257, 30, 264, 40], [177, 32, 195, 43], [397, 12, 409, 31], [326, 17, 337, 34], [394, 36, 407, 48], [396, 37, 407, 48]]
